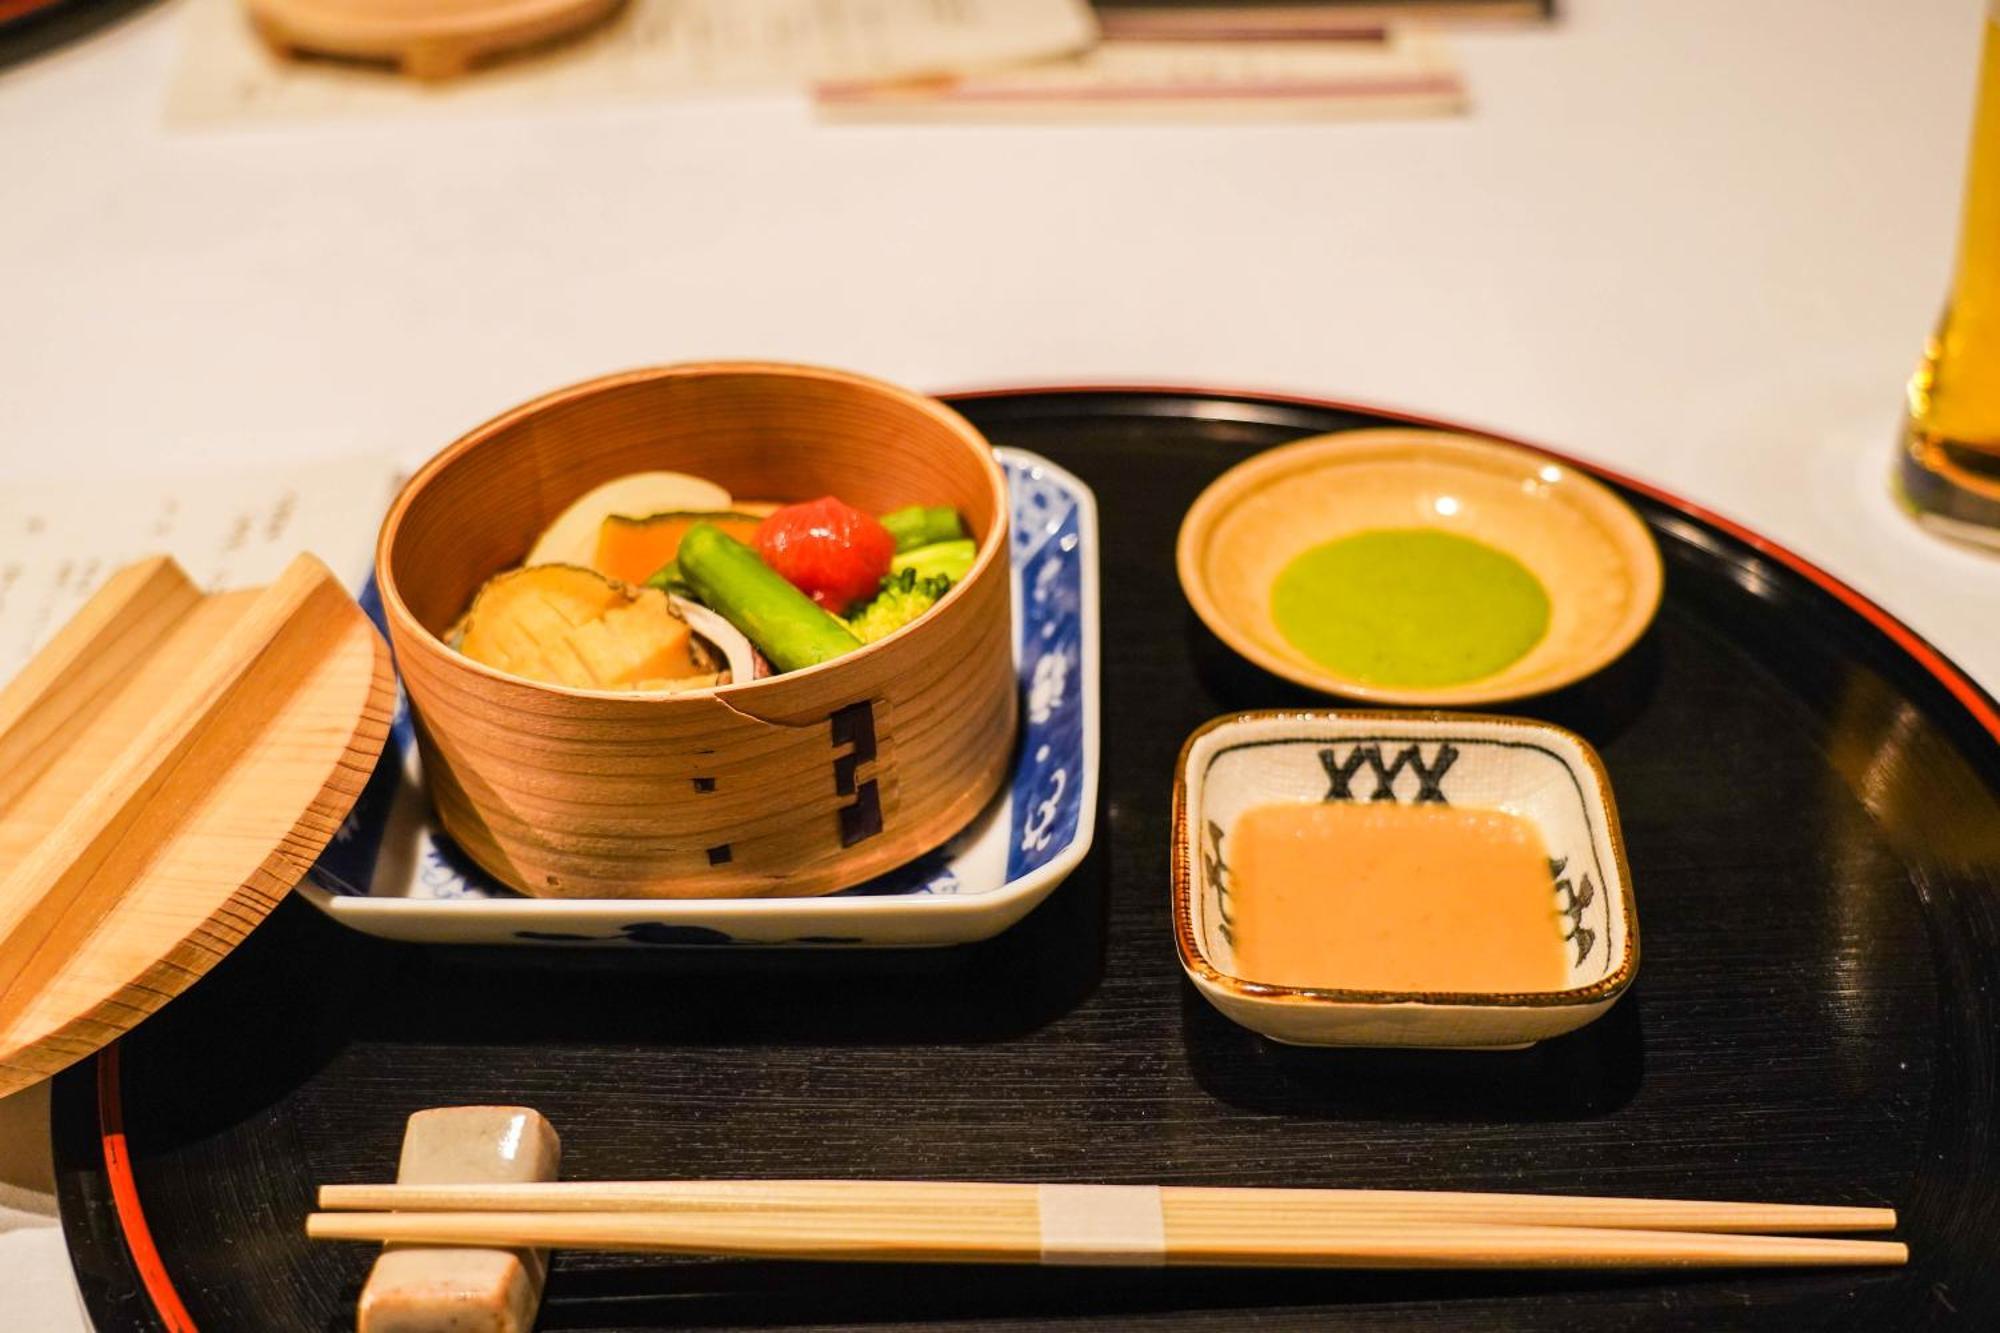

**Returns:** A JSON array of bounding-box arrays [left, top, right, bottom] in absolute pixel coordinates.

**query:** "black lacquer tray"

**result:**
[[54, 387, 2000, 1331]]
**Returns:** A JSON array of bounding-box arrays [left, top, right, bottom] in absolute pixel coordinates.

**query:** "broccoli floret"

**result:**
[[891, 538, 975, 585], [845, 567, 953, 644]]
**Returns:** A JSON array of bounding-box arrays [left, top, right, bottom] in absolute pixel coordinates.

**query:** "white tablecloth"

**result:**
[[2, 0, 1996, 1325]]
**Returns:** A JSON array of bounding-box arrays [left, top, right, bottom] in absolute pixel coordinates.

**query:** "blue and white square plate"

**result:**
[[297, 448, 1099, 948]]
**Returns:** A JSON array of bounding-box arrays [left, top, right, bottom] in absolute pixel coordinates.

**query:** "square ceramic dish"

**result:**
[[1173, 710, 1638, 1048], [297, 448, 1097, 947]]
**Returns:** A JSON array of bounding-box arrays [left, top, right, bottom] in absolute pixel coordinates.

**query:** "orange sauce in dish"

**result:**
[[1228, 802, 1568, 993]]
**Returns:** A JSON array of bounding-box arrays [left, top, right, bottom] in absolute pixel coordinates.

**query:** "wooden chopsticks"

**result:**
[[308, 1180, 1906, 1271], [317, 1180, 1894, 1233]]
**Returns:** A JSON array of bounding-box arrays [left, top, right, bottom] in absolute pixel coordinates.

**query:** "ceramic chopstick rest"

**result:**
[[357, 1107, 562, 1333]]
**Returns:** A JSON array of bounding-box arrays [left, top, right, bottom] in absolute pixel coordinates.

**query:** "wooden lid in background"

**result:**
[[245, 0, 623, 80]]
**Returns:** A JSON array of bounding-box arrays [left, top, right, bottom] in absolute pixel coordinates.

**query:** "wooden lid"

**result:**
[[245, 0, 623, 80], [0, 554, 395, 1095]]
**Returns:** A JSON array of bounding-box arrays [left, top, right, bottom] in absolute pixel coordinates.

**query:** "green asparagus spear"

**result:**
[[677, 524, 862, 673], [880, 505, 965, 553]]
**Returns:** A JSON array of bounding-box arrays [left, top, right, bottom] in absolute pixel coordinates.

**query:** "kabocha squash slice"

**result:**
[[595, 511, 766, 586], [458, 565, 716, 692], [526, 472, 734, 568]]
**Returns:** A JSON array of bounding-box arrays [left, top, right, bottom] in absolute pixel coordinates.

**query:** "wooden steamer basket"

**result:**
[[376, 363, 1016, 900]]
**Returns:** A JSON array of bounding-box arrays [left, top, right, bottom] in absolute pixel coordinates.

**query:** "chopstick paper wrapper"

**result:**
[[1037, 1184, 1166, 1265]]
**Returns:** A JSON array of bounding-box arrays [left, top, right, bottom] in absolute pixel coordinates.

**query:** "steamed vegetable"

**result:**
[[458, 565, 717, 691], [670, 593, 761, 685], [678, 523, 862, 672], [595, 511, 764, 586], [470, 471, 967, 686], [881, 505, 965, 553], [846, 568, 952, 645], [891, 538, 975, 586], [753, 497, 896, 613], [526, 472, 733, 568]]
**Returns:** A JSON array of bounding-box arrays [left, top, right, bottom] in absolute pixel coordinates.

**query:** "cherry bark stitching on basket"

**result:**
[[832, 701, 883, 845], [1319, 743, 1458, 803]]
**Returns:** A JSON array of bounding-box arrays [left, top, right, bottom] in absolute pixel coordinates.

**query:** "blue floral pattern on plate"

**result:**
[[300, 448, 1099, 947]]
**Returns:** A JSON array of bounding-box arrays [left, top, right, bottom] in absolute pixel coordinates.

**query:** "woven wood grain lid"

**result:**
[[0, 553, 394, 1095]]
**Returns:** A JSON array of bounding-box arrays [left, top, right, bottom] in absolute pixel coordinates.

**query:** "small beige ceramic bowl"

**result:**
[[1176, 430, 1663, 706], [1171, 710, 1639, 1049]]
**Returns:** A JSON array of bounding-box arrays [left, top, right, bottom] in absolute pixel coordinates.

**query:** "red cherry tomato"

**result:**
[[753, 497, 896, 613]]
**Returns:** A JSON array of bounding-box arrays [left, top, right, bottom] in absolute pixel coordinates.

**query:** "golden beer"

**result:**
[[1900, 7, 2000, 544]]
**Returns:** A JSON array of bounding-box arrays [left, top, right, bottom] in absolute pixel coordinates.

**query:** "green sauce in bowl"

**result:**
[[1270, 528, 1550, 688]]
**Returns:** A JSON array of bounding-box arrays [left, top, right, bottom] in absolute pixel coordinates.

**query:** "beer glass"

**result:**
[[1900, 5, 2000, 546]]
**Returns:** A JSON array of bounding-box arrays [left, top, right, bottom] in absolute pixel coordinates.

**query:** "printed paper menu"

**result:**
[[0, 457, 400, 683], [168, 0, 1099, 125]]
